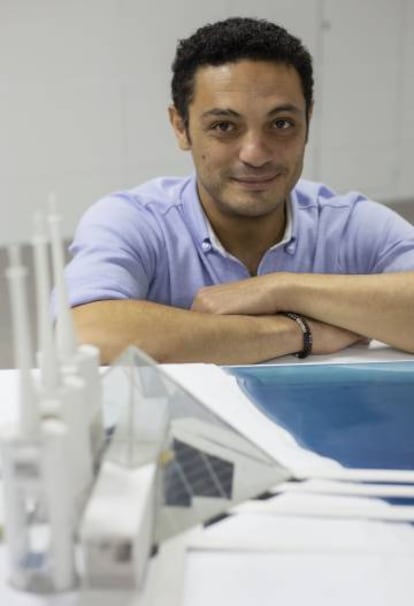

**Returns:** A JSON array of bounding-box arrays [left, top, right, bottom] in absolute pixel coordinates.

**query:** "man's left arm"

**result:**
[[191, 271, 414, 353]]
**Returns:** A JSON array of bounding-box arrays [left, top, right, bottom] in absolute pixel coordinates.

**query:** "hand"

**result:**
[[191, 275, 280, 315]]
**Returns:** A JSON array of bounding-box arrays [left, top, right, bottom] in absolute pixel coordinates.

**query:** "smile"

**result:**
[[232, 175, 279, 189]]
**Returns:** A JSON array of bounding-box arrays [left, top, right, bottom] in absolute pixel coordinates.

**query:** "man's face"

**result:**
[[170, 60, 310, 221]]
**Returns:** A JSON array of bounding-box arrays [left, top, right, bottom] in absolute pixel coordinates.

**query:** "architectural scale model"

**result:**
[[1, 199, 289, 603]]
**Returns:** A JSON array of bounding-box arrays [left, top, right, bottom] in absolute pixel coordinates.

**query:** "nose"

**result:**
[[238, 131, 273, 167]]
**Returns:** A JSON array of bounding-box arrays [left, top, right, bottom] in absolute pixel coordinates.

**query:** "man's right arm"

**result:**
[[72, 299, 362, 365]]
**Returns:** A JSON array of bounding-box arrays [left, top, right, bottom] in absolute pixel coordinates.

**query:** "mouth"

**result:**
[[231, 174, 280, 190]]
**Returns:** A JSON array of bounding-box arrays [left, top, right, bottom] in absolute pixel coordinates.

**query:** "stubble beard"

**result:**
[[201, 172, 288, 219]]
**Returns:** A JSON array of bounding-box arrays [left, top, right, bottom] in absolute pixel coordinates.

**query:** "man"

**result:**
[[67, 17, 414, 364]]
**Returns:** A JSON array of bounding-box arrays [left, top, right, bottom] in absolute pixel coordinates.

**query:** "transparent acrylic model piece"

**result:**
[[79, 345, 290, 590]]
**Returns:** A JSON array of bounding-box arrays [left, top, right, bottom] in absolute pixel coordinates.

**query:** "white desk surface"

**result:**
[[1, 342, 414, 605]]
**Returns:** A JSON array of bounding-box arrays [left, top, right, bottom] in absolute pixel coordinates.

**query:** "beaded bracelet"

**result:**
[[280, 312, 313, 359]]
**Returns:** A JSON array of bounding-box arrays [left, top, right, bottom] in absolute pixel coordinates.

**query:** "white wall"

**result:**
[[317, 0, 414, 200], [1, 0, 413, 244]]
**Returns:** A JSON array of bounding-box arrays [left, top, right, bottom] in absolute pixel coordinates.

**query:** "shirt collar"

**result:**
[[204, 196, 293, 255]]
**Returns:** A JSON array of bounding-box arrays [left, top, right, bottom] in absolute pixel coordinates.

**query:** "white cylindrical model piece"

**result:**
[[41, 418, 77, 591], [63, 344, 105, 464], [32, 211, 60, 394], [47, 196, 77, 362], [6, 246, 39, 437], [53, 375, 94, 508], [0, 430, 35, 590]]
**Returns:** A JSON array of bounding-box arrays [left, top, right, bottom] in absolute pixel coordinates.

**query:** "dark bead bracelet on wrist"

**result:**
[[280, 311, 313, 359]]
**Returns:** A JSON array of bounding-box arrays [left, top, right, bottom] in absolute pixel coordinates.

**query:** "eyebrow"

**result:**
[[201, 104, 303, 120]]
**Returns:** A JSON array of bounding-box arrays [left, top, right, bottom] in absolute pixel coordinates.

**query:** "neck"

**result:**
[[206, 204, 287, 276]]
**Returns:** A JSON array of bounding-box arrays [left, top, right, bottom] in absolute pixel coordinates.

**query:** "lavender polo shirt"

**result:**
[[65, 176, 414, 310]]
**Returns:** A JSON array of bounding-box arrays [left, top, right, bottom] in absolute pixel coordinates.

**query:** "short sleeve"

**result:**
[[338, 199, 414, 273], [65, 193, 162, 307]]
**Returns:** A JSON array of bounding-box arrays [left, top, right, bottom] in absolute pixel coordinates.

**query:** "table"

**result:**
[[1, 342, 414, 605]]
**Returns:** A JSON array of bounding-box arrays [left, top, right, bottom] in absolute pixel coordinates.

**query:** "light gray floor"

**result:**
[[1, 201, 414, 369]]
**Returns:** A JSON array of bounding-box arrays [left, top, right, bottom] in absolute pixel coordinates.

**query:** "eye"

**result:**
[[210, 121, 237, 134], [272, 118, 293, 130]]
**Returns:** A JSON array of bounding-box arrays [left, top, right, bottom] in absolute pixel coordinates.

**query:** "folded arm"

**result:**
[[191, 271, 414, 353], [71, 299, 361, 364]]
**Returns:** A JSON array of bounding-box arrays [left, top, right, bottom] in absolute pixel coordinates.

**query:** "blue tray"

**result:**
[[226, 362, 414, 472]]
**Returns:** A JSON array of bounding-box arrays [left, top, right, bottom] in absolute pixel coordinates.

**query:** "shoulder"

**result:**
[[290, 179, 372, 242], [292, 179, 414, 272], [292, 178, 366, 210], [292, 178, 410, 228], [83, 176, 192, 221], [129, 175, 193, 211], [74, 176, 194, 242]]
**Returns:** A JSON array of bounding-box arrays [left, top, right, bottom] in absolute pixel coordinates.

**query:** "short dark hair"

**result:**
[[171, 17, 314, 126]]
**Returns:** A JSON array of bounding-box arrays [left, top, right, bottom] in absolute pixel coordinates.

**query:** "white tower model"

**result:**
[[2, 244, 77, 592], [0, 201, 104, 593], [47, 194, 104, 463]]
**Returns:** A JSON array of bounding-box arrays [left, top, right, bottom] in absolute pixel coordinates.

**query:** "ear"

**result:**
[[169, 105, 191, 151]]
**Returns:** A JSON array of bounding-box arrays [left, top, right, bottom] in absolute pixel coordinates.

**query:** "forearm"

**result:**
[[278, 272, 414, 352], [71, 299, 303, 365]]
